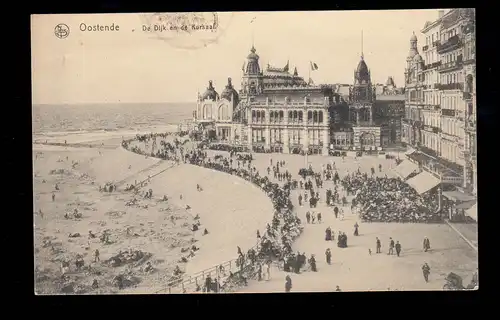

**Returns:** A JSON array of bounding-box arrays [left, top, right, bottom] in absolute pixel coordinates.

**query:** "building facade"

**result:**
[[402, 9, 476, 195], [331, 60, 405, 151], [194, 46, 335, 155], [193, 45, 406, 155]]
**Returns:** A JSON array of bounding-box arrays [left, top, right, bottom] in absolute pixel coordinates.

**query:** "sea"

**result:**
[[32, 103, 194, 135]]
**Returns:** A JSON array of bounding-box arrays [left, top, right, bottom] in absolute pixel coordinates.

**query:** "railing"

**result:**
[[437, 35, 462, 53], [436, 83, 463, 90], [423, 61, 442, 70], [155, 243, 259, 294], [441, 109, 456, 117], [438, 60, 463, 73], [463, 92, 473, 100]]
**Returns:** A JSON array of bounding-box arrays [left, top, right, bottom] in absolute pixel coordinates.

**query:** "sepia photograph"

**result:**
[[32, 9, 477, 294]]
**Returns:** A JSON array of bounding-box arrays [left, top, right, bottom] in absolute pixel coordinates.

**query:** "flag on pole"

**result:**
[[310, 61, 319, 71]]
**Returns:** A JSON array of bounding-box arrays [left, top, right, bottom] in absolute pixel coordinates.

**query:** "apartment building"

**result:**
[[402, 8, 476, 195]]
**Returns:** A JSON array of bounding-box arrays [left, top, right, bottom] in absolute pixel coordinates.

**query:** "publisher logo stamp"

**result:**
[[54, 24, 70, 39]]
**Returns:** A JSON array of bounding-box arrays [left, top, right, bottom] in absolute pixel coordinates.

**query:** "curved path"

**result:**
[[145, 163, 274, 275]]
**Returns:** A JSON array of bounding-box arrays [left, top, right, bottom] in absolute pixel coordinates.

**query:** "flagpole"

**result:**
[[308, 62, 311, 82]]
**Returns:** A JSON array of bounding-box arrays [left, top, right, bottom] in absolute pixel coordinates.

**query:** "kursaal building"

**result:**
[[192, 43, 405, 155]]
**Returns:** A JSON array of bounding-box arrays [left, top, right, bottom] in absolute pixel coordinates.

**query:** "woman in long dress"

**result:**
[[325, 227, 332, 241]]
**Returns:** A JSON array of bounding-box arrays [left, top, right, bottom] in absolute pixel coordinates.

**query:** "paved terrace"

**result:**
[[205, 150, 478, 292]]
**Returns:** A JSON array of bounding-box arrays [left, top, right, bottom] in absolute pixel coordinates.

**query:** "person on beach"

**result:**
[[52, 193, 55, 202], [94, 249, 100, 262]]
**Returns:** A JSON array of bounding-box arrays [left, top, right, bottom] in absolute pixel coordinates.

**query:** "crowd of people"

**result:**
[[124, 138, 305, 293], [342, 172, 442, 223], [124, 133, 472, 292]]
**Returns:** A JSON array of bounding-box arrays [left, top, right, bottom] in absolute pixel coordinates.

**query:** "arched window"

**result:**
[[270, 111, 275, 123], [319, 111, 323, 124], [293, 111, 298, 122], [203, 105, 208, 119], [279, 111, 284, 122], [308, 111, 313, 123], [313, 111, 318, 123], [252, 110, 256, 122], [299, 111, 303, 122], [288, 111, 293, 122]]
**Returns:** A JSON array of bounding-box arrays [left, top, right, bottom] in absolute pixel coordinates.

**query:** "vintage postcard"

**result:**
[[32, 10, 477, 294]]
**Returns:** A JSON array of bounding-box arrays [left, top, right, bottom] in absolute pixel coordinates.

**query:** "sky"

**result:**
[[31, 10, 445, 105]]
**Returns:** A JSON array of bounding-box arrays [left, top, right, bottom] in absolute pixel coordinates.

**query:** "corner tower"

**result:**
[[240, 45, 263, 98]]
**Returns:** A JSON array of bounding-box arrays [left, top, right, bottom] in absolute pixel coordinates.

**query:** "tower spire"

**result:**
[[361, 30, 364, 60]]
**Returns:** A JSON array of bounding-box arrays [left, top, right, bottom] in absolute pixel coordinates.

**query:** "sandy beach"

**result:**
[[33, 129, 275, 294]]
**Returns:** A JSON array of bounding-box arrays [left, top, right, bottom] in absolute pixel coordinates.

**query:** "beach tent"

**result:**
[[406, 171, 441, 194], [466, 203, 478, 222], [392, 160, 419, 180]]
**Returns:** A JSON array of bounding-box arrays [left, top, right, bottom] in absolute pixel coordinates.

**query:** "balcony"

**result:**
[[437, 35, 462, 54], [422, 45, 429, 52], [463, 92, 473, 100], [436, 83, 463, 91], [438, 60, 463, 73], [463, 56, 475, 65], [422, 61, 442, 71], [441, 109, 456, 117]]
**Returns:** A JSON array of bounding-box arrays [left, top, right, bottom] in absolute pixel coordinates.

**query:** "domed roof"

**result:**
[[247, 45, 259, 60], [413, 53, 423, 62], [407, 48, 418, 60], [220, 77, 239, 103], [410, 32, 417, 42], [201, 80, 219, 101]]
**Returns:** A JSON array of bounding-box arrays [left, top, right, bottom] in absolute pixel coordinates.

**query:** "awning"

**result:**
[[466, 203, 477, 221], [406, 171, 441, 194], [442, 191, 476, 202], [455, 200, 476, 210], [405, 147, 416, 155], [393, 160, 419, 180]]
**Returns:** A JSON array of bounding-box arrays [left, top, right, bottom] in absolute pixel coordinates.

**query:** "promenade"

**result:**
[[34, 130, 478, 293], [209, 151, 477, 292]]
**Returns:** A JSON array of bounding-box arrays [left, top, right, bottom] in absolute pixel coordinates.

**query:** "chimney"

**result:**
[[438, 10, 445, 19]]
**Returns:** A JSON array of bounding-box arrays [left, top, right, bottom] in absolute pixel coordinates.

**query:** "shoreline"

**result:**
[[33, 129, 277, 294]]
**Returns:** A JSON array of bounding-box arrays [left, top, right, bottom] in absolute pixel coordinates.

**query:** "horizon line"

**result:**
[[32, 102, 197, 106]]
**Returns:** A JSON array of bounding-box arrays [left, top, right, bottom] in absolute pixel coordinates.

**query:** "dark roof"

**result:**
[[356, 58, 369, 74], [201, 81, 219, 101]]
